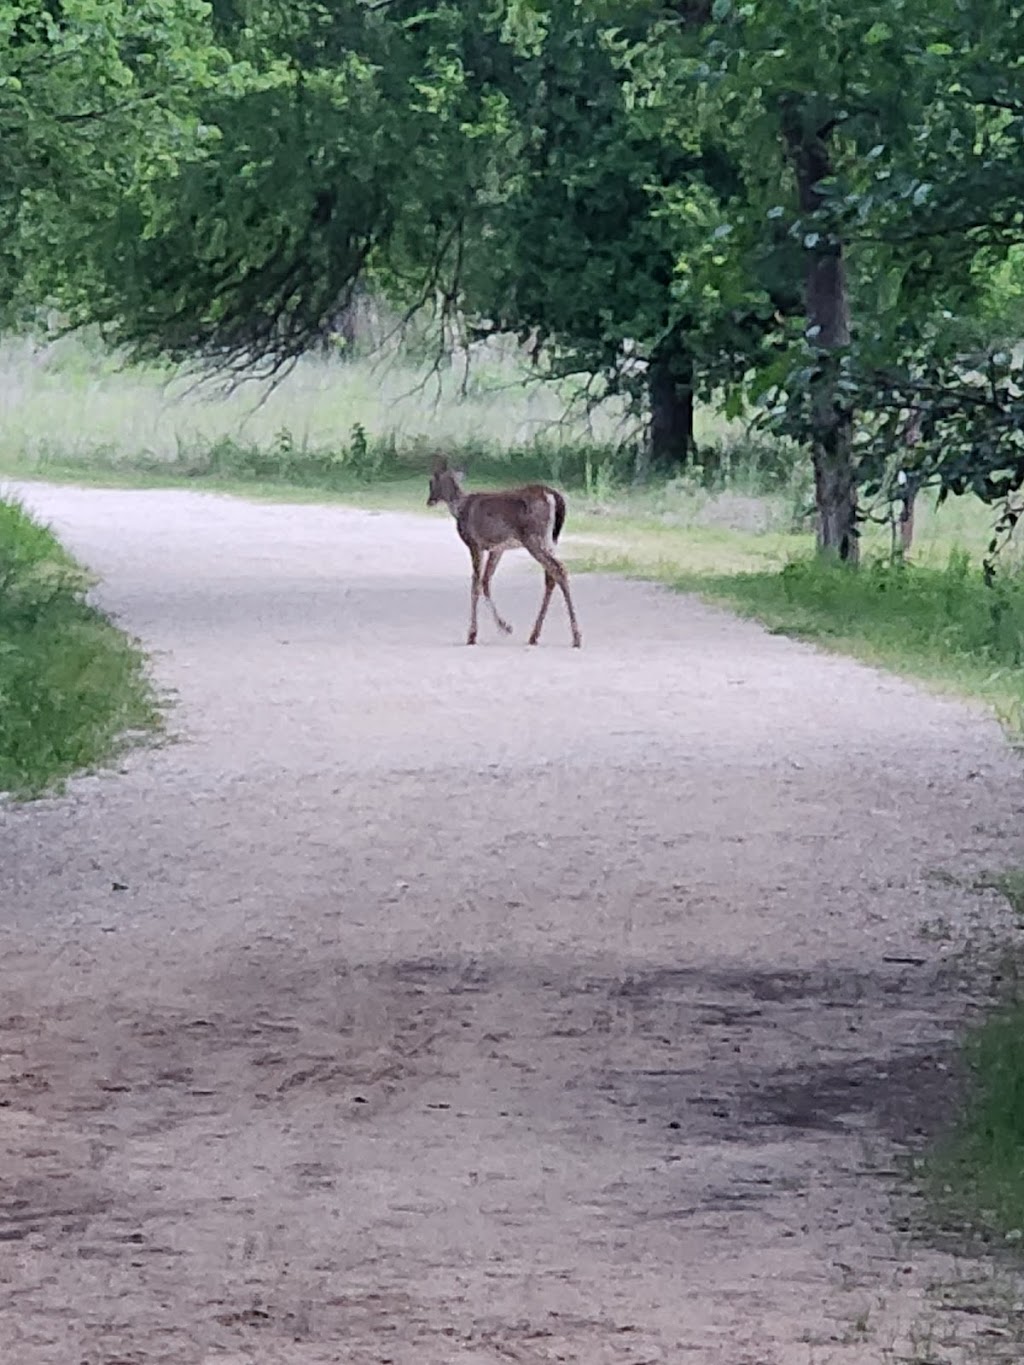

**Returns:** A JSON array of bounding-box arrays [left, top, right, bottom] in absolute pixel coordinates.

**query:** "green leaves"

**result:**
[[66, 0, 509, 367], [0, 0, 235, 323], [8, 0, 1024, 519]]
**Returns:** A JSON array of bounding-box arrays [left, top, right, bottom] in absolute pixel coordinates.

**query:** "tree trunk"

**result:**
[[333, 302, 358, 353], [896, 474, 919, 558], [899, 488, 917, 556], [647, 347, 694, 474], [783, 107, 859, 565], [813, 437, 858, 562], [897, 411, 923, 558], [806, 253, 857, 564]]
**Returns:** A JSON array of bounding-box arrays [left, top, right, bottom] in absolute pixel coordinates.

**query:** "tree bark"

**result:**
[[783, 107, 859, 565], [647, 346, 695, 474], [897, 410, 923, 558], [899, 484, 917, 556]]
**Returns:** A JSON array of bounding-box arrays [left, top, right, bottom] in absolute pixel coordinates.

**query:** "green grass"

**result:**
[[975, 870, 1024, 918], [0, 495, 159, 797], [685, 553, 1024, 734], [927, 1000, 1024, 1248], [573, 514, 1024, 733], [922, 871, 1024, 1253], [923, 870, 1024, 1253]]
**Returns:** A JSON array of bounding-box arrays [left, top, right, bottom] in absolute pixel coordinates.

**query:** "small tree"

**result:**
[[624, 0, 1000, 560], [457, 0, 799, 473]]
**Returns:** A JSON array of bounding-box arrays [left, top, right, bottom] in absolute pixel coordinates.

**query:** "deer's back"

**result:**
[[457, 484, 564, 551]]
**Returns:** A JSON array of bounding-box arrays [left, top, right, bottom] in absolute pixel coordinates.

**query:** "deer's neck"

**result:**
[[444, 489, 466, 517]]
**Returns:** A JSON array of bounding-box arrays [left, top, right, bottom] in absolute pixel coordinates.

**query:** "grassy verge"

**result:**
[[574, 536, 1024, 736], [0, 496, 159, 797], [916, 873, 1024, 1258], [694, 555, 1024, 734], [927, 999, 1024, 1249]]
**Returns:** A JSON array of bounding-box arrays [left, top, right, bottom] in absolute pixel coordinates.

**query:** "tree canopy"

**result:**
[[5, 0, 1024, 557], [0, 0, 231, 325]]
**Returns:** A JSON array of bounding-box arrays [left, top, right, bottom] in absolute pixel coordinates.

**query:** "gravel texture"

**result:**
[[2, 480, 1023, 1364]]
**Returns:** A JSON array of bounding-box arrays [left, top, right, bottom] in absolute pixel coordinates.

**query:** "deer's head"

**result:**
[[426, 457, 465, 509]]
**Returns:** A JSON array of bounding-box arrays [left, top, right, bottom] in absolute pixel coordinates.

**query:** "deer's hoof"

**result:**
[[527, 636, 540, 647], [572, 636, 582, 649], [466, 636, 477, 646]]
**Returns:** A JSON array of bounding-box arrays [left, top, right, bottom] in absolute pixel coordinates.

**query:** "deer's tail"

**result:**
[[552, 490, 567, 544]]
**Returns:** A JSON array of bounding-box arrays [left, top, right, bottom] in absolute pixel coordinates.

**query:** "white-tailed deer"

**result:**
[[426, 458, 582, 648]]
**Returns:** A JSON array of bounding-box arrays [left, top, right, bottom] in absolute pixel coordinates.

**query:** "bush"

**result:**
[[0, 497, 159, 796]]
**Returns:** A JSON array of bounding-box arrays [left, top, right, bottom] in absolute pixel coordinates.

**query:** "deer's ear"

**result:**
[[432, 454, 449, 473]]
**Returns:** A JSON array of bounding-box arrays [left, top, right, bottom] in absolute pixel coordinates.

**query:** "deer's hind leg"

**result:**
[[481, 550, 513, 635], [524, 543, 582, 648], [527, 570, 557, 646]]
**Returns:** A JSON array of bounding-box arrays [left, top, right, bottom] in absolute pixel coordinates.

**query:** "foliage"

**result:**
[[452, 0, 782, 467], [0, 0, 231, 323], [0, 497, 158, 796], [10, 0, 1024, 538], [727, 0, 1024, 536], [603, 0, 1024, 536], [851, 352, 1024, 570], [81, 1, 511, 374], [827, 2, 1024, 546]]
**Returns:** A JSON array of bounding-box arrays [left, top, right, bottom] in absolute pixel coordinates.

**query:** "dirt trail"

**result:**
[[2, 481, 1023, 1365]]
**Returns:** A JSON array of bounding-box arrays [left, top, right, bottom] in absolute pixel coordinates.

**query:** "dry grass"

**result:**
[[0, 332, 635, 462]]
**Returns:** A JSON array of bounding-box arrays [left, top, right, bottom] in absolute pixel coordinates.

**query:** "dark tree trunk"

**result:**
[[647, 347, 695, 473], [783, 107, 859, 565], [813, 433, 858, 562]]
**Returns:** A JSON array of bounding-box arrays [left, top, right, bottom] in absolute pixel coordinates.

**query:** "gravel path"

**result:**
[[2, 480, 1023, 1364]]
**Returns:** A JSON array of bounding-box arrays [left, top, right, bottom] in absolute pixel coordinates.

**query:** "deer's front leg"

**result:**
[[482, 550, 513, 635], [467, 545, 483, 645]]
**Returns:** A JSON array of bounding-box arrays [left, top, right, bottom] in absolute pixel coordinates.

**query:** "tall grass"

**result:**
[[0, 330, 635, 467], [0, 495, 159, 796], [0, 332, 809, 527]]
